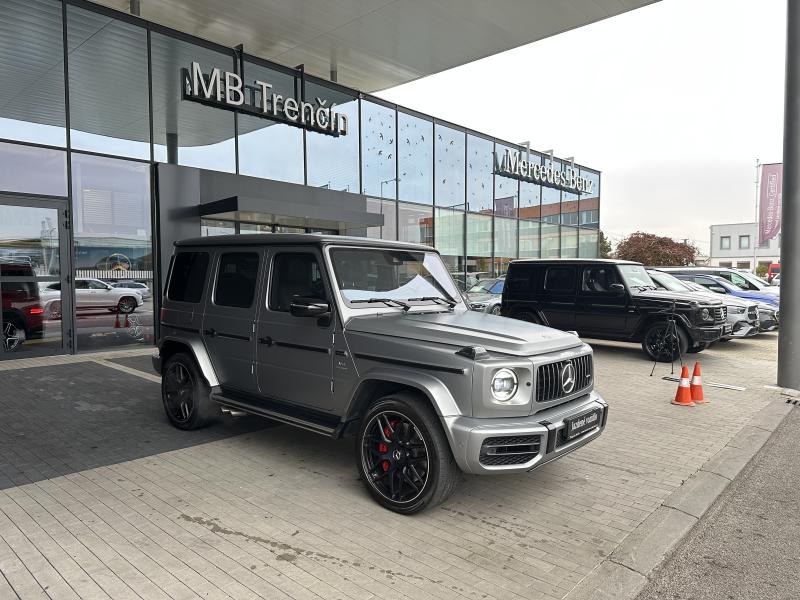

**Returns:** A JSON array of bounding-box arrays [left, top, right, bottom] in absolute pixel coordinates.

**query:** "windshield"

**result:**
[[330, 247, 461, 308], [468, 279, 504, 294], [648, 270, 691, 293], [618, 265, 657, 292], [737, 271, 770, 288]]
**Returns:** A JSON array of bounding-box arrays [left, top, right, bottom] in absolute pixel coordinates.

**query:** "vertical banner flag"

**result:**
[[759, 163, 782, 245]]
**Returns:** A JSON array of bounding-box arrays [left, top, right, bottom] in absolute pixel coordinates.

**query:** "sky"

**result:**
[[377, 0, 787, 254]]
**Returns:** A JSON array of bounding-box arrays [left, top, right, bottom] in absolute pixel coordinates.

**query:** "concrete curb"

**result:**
[[563, 394, 794, 600]]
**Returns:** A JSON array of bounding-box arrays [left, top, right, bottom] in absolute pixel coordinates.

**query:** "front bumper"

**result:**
[[442, 391, 607, 474], [728, 318, 760, 338], [692, 324, 724, 343], [758, 309, 779, 331]]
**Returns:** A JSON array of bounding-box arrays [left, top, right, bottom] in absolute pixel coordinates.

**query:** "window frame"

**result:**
[[720, 236, 731, 250], [738, 235, 750, 250]]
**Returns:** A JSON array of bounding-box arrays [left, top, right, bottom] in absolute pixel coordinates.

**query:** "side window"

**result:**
[[506, 265, 539, 295], [269, 253, 328, 312], [544, 267, 576, 291], [581, 266, 619, 293], [214, 252, 260, 308], [74, 280, 88, 290], [727, 272, 750, 289], [88, 280, 107, 289], [167, 252, 210, 303]]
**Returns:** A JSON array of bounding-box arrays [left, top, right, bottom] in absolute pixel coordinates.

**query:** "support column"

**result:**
[[778, 0, 800, 390]]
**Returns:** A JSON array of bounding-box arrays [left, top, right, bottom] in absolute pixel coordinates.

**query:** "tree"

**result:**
[[615, 231, 697, 266], [598, 230, 613, 258]]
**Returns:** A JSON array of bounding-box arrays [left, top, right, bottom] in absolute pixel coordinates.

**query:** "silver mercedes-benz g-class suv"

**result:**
[[153, 234, 608, 514]]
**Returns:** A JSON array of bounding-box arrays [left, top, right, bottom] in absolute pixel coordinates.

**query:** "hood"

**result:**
[[633, 289, 722, 306], [466, 292, 498, 304], [345, 309, 583, 356], [733, 289, 780, 305], [684, 289, 753, 308]]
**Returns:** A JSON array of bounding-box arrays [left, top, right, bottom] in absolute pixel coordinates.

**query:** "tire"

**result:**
[[356, 393, 460, 514], [641, 321, 689, 362], [515, 311, 543, 325], [116, 296, 137, 314], [488, 304, 502, 316], [161, 352, 216, 430], [687, 342, 710, 354]]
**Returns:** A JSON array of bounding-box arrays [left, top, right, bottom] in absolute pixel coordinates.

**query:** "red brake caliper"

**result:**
[[378, 419, 399, 472]]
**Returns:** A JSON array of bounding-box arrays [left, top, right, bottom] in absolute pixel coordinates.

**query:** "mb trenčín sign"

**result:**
[[182, 62, 348, 137]]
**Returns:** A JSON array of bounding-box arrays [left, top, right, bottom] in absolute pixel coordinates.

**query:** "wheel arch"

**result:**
[[633, 313, 693, 342], [157, 335, 220, 387]]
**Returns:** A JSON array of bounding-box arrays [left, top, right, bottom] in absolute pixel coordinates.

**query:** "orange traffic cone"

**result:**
[[672, 365, 695, 406], [113, 314, 121, 329], [123, 314, 130, 328], [690, 362, 706, 404]]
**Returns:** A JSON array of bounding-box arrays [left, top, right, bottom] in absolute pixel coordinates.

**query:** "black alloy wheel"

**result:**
[[117, 297, 136, 314], [161, 353, 214, 430], [642, 322, 688, 362], [2, 318, 25, 352]]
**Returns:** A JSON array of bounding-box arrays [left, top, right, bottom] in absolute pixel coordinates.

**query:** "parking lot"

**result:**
[[0, 334, 788, 600]]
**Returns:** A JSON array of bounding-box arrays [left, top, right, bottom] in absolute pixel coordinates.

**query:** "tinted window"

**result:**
[[74, 280, 89, 290], [269, 253, 327, 312], [168, 252, 209, 303], [581, 266, 620, 293], [88, 280, 107, 289], [506, 264, 540, 294], [214, 252, 259, 308], [544, 267, 576, 291]]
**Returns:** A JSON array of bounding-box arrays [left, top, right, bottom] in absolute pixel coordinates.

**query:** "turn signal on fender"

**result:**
[[672, 365, 695, 406], [690, 362, 706, 404]]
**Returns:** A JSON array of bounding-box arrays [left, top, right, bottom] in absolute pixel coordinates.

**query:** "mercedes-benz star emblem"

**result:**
[[392, 449, 403, 461], [561, 362, 576, 394]]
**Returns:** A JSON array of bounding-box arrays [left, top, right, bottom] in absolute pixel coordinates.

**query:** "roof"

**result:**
[[174, 233, 435, 252], [510, 258, 641, 265]]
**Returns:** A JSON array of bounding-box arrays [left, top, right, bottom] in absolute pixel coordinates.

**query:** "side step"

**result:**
[[210, 391, 338, 437]]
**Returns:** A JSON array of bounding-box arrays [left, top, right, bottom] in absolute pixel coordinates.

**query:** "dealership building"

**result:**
[[0, 0, 657, 359]]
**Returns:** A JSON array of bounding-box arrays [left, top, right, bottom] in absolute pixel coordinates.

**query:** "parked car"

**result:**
[[500, 259, 726, 362], [41, 278, 143, 317], [1, 261, 44, 352], [660, 267, 779, 297], [466, 277, 504, 314], [153, 234, 608, 514], [647, 269, 759, 339], [673, 274, 780, 332], [111, 280, 152, 300], [767, 262, 781, 283]]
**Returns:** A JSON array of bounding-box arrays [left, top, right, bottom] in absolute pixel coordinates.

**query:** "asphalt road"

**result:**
[[636, 400, 800, 600]]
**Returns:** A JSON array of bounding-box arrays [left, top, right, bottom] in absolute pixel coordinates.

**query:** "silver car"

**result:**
[[153, 234, 607, 514], [466, 277, 504, 314]]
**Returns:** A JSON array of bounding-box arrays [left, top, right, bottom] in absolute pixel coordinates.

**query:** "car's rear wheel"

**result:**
[[162, 352, 215, 430], [642, 322, 689, 362], [2, 316, 26, 352], [356, 393, 459, 514], [116, 296, 137, 314]]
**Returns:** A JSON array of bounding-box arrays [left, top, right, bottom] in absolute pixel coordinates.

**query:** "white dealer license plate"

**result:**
[[564, 409, 601, 440]]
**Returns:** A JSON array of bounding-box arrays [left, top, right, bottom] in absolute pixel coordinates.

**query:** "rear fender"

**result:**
[[158, 335, 219, 387]]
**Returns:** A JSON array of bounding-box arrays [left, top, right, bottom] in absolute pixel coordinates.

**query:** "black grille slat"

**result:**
[[536, 354, 593, 403], [480, 435, 541, 466]]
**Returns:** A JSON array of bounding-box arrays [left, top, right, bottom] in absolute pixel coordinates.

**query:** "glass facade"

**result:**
[[0, 0, 601, 357]]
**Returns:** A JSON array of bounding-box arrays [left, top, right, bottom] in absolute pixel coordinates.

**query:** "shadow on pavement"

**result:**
[[0, 362, 268, 491]]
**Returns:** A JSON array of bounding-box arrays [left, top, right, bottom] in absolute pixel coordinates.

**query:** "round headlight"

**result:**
[[700, 308, 710, 320], [490, 368, 518, 401]]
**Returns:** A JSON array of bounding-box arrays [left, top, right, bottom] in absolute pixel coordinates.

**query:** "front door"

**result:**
[[0, 196, 72, 359], [256, 248, 334, 412]]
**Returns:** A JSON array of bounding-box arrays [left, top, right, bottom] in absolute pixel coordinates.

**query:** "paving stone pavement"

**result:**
[[0, 334, 784, 599]]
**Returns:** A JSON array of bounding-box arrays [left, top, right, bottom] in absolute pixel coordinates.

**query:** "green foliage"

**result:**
[[598, 230, 613, 258], [615, 231, 698, 266], [756, 264, 769, 278]]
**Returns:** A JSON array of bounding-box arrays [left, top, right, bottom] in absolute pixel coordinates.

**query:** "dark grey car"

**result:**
[[153, 234, 607, 514]]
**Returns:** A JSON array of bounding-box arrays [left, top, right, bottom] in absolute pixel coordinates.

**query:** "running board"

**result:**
[[210, 392, 338, 437]]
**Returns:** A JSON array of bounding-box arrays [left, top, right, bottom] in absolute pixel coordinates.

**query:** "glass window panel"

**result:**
[[364, 198, 397, 240], [269, 253, 327, 311], [0, 0, 66, 146], [151, 32, 236, 172], [541, 157, 562, 225], [398, 112, 432, 204], [434, 124, 465, 209], [467, 213, 492, 282], [519, 219, 540, 258], [214, 252, 259, 308], [541, 222, 560, 258], [168, 252, 209, 303], [466, 135, 493, 213], [494, 143, 519, 217], [397, 202, 433, 245], [579, 167, 600, 229], [305, 82, 359, 192], [579, 229, 599, 258], [71, 153, 153, 350], [361, 101, 396, 199], [494, 217, 517, 277], [67, 6, 150, 159], [561, 225, 578, 258], [519, 180, 541, 221], [435, 208, 465, 289], [0, 141, 67, 196], [238, 62, 304, 184], [201, 219, 235, 236]]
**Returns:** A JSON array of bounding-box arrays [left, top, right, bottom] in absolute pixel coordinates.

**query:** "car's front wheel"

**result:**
[[161, 352, 215, 430], [115, 296, 137, 314], [356, 393, 460, 514], [641, 321, 689, 362], [488, 304, 502, 315]]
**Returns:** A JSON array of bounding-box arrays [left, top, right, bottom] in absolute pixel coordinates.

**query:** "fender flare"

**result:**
[[158, 334, 220, 387]]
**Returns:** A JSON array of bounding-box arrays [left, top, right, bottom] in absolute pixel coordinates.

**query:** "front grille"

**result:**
[[479, 435, 541, 466], [536, 354, 593, 403], [713, 306, 727, 322]]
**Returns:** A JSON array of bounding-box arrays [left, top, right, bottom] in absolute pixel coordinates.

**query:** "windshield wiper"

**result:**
[[406, 296, 457, 308], [350, 298, 411, 311]]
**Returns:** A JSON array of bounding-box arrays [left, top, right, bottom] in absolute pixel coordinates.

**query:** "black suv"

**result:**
[[501, 259, 726, 361]]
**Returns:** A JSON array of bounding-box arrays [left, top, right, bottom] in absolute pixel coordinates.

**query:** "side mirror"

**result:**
[[609, 283, 626, 295], [290, 298, 330, 318]]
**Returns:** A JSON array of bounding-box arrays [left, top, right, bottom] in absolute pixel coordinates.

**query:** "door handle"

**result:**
[[203, 328, 217, 337], [258, 336, 273, 346], [335, 349, 348, 357]]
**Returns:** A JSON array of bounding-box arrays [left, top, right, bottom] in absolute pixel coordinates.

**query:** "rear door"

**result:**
[[575, 264, 630, 337], [201, 249, 262, 395], [540, 265, 577, 329]]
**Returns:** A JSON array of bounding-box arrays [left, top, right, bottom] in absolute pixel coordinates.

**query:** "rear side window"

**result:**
[[506, 265, 540, 295], [214, 252, 260, 308], [544, 267, 576, 291], [167, 252, 209, 303]]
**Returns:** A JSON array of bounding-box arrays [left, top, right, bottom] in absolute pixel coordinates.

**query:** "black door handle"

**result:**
[[258, 336, 273, 346], [203, 328, 217, 337]]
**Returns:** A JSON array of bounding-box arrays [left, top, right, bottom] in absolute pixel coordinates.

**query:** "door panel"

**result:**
[[0, 198, 71, 358], [575, 265, 630, 336], [540, 265, 577, 330], [256, 248, 334, 412]]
